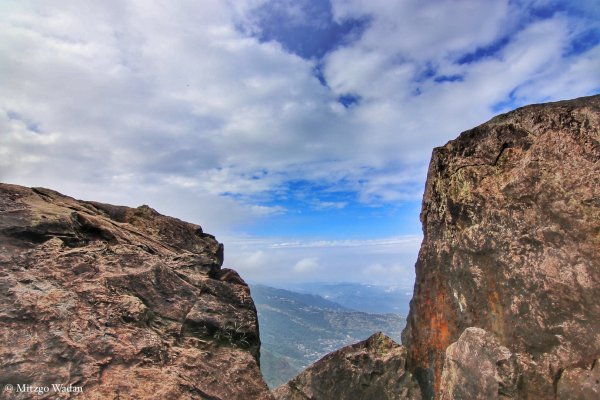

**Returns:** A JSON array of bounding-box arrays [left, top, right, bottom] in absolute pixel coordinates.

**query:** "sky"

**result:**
[[1, 0, 599, 286]]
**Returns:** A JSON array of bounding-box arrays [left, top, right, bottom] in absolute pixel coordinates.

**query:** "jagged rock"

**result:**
[[0, 184, 273, 399], [272, 332, 421, 400], [440, 327, 519, 399], [402, 95, 600, 399], [556, 358, 600, 400]]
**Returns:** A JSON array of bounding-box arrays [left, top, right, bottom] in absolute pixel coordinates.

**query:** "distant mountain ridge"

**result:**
[[252, 284, 351, 311], [268, 282, 414, 315], [250, 284, 406, 388]]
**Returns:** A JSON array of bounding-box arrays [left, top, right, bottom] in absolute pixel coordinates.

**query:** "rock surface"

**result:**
[[440, 327, 519, 400], [556, 358, 600, 399], [272, 332, 421, 400], [402, 95, 600, 399], [0, 184, 273, 399]]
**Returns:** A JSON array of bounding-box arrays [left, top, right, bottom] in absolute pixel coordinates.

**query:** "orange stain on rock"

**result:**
[[413, 285, 454, 396]]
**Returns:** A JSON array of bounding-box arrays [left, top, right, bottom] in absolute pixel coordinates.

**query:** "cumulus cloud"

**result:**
[[223, 235, 422, 284], [0, 0, 598, 283], [2, 1, 598, 213], [1, 1, 341, 225], [362, 262, 415, 285], [293, 257, 320, 273]]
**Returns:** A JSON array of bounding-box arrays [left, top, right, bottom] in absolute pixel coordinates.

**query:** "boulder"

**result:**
[[0, 184, 273, 399], [556, 358, 600, 400], [273, 332, 421, 400], [402, 95, 600, 399], [440, 327, 519, 399]]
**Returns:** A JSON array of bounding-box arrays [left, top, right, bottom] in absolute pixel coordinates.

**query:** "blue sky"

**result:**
[[1, 0, 599, 285]]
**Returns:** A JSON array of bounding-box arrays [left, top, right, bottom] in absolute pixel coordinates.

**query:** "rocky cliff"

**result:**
[[272, 332, 421, 400], [0, 184, 273, 399], [402, 95, 600, 399]]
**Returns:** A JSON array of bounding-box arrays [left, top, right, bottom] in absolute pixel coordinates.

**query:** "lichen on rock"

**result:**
[[402, 95, 600, 399]]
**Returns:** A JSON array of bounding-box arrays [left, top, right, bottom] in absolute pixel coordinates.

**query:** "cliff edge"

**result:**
[[402, 95, 600, 399], [273, 332, 421, 400], [0, 184, 273, 399]]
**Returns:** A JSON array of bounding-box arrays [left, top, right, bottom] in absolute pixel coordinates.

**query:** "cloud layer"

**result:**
[[1, 0, 598, 284], [223, 234, 422, 284]]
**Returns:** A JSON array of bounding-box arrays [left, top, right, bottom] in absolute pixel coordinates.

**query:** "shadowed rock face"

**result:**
[[272, 332, 421, 400], [0, 184, 273, 399], [402, 95, 600, 399]]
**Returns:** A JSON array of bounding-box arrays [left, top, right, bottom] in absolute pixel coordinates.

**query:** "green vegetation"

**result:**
[[250, 284, 406, 388]]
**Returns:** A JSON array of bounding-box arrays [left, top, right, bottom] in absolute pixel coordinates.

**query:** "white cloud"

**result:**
[[363, 262, 414, 283], [330, 0, 512, 62], [0, 1, 598, 285], [0, 1, 342, 222], [293, 257, 320, 273], [237, 250, 267, 270], [2, 1, 598, 218], [222, 234, 422, 284]]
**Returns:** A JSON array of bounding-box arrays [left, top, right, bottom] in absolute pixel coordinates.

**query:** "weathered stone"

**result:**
[[440, 327, 519, 399], [0, 183, 273, 399], [556, 358, 600, 400], [402, 95, 600, 399], [273, 332, 421, 400]]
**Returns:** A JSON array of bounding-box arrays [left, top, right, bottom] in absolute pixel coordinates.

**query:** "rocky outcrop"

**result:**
[[402, 95, 600, 399], [0, 184, 273, 399], [440, 327, 519, 399], [272, 332, 421, 400], [556, 358, 600, 399]]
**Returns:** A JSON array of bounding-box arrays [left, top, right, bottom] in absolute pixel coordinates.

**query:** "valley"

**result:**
[[250, 284, 408, 388]]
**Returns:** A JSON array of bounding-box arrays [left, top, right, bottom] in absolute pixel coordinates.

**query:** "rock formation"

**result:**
[[402, 95, 600, 399], [440, 327, 519, 399], [272, 332, 421, 400], [0, 184, 273, 399], [556, 357, 600, 399]]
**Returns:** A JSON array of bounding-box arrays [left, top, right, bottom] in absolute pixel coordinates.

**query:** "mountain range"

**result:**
[[250, 284, 406, 388], [274, 282, 414, 315]]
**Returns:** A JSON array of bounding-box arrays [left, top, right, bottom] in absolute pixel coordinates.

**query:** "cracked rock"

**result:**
[[0, 183, 272, 400]]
